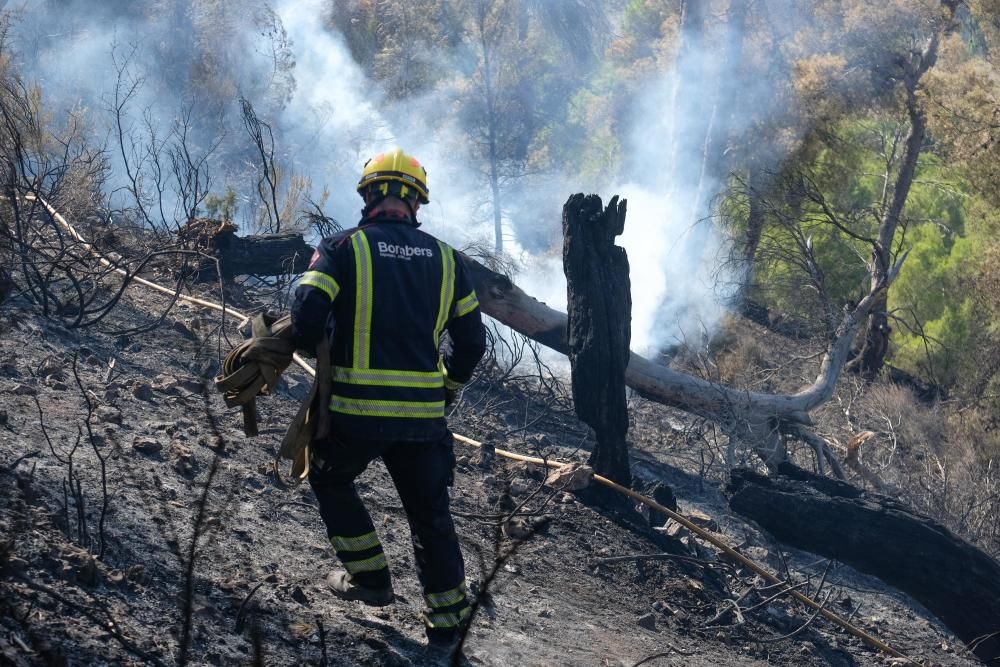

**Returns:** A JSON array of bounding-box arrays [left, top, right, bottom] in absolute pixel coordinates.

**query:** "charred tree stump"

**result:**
[[563, 194, 632, 486], [185, 226, 314, 281], [214, 233, 313, 278], [727, 466, 1000, 663]]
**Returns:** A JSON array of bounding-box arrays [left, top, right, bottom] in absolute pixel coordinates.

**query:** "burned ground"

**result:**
[[0, 283, 980, 666]]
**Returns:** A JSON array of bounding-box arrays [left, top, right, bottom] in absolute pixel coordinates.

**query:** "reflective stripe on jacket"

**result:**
[[291, 215, 486, 441]]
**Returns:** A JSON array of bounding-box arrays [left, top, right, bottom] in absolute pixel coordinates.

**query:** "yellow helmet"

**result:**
[[357, 148, 429, 204]]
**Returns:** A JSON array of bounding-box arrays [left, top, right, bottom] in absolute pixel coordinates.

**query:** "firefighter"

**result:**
[[290, 148, 486, 649]]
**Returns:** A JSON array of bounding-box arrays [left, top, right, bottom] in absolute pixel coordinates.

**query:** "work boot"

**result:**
[[326, 570, 394, 606]]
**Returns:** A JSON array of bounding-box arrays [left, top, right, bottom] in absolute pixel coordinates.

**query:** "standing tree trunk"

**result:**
[[563, 194, 632, 486], [851, 1, 958, 378]]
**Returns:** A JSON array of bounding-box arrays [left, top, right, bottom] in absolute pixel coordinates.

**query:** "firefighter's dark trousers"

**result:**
[[308, 432, 471, 641]]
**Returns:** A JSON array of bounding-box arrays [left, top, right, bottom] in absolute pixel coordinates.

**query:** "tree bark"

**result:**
[[727, 466, 1000, 663], [191, 230, 314, 280], [462, 249, 903, 431], [563, 194, 632, 485]]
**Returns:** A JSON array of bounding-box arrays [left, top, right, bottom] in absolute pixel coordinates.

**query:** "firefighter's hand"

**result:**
[[445, 387, 458, 407]]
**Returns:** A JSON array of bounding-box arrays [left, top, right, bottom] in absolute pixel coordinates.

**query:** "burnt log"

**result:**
[[563, 194, 632, 486], [727, 466, 1000, 663], [461, 250, 902, 439], [191, 231, 314, 280]]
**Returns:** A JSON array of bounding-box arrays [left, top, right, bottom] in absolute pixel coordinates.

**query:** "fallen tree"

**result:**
[[727, 466, 1000, 663], [461, 244, 902, 477], [178, 218, 314, 280]]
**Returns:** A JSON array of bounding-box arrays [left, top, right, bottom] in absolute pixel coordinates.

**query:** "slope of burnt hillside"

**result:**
[[0, 284, 976, 666]]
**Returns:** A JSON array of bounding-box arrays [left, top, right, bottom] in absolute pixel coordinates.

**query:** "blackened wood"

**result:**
[[727, 466, 1000, 663], [562, 193, 632, 486], [215, 233, 313, 278], [189, 229, 314, 280]]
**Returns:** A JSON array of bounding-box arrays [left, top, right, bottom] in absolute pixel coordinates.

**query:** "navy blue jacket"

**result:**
[[291, 214, 486, 442]]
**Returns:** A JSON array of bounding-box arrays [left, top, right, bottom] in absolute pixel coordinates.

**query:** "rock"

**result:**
[[175, 378, 204, 395], [477, 442, 495, 469], [131, 382, 154, 401], [538, 608, 553, 618], [171, 440, 193, 458], [652, 600, 677, 616], [146, 421, 175, 432], [290, 586, 310, 605], [659, 520, 689, 540], [171, 321, 196, 340], [502, 518, 533, 540], [152, 374, 179, 394], [545, 463, 593, 491], [38, 355, 64, 379], [0, 361, 18, 377], [11, 383, 37, 396], [455, 455, 471, 467], [132, 436, 163, 455], [44, 377, 68, 391], [96, 406, 122, 425], [171, 441, 195, 476], [685, 510, 719, 533], [0, 410, 7, 426], [62, 546, 99, 586], [558, 492, 575, 504], [126, 564, 147, 584], [637, 613, 658, 631], [201, 435, 226, 451]]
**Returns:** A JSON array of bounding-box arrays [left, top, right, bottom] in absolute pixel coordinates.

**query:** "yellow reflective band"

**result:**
[[329, 396, 446, 419], [300, 270, 341, 301], [434, 242, 456, 348], [422, 605, 472, 629], [425, 581, 468, 609], [333, 366, 445, 388], [343, 552, 388, 574], [453, 291, 479, 318], [330, 531, 381, 552], [444, 376, 463, 391], [352, 231, 374, 369]]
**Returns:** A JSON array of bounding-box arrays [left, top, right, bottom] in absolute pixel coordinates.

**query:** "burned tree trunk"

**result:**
[[213, 233, 313, 278], [185, 226, 314, 280], [727, 467, 1000, 663], [563, 194, 632, 486]]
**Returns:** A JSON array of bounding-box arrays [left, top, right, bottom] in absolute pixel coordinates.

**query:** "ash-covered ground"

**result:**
[[0, 283, 976, 666]]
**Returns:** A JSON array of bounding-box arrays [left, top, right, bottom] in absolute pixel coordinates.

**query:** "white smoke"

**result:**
[[8, 1, 784, 356]]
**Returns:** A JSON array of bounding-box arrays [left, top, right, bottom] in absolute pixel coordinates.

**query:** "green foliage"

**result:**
[[204, 186, 238, 223]]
